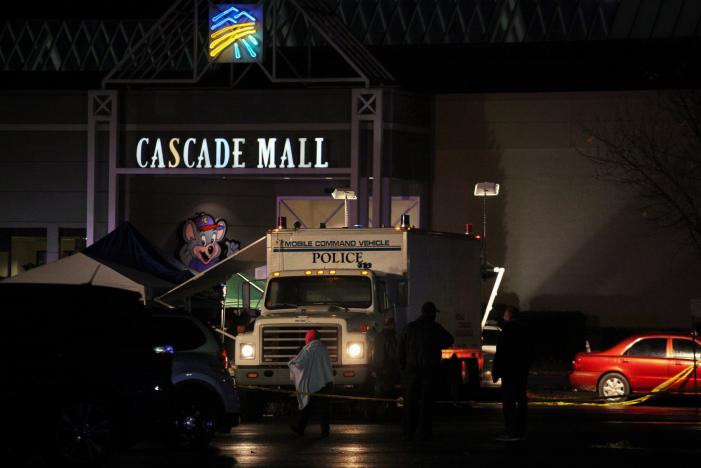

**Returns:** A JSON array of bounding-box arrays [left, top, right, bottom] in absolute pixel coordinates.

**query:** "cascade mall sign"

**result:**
[[134, 136, 329, 170]]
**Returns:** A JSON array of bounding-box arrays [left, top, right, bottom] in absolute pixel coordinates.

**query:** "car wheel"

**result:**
[[171, 396, 216, 450], [53, 401, 114, 466], [598, 372, 630, 401]]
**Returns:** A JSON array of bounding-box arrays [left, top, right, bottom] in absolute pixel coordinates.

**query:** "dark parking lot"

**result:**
[[15, 389, 701, 467], [105, 401, 701, 467]]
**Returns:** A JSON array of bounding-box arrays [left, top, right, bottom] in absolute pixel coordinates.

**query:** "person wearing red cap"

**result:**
[[288, 329, 334, 438]]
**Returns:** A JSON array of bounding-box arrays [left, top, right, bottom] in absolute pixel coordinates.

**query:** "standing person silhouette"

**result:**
[[492, 308, 533, 441], [371, 317, 400, 418], [399, 302, 453, 441], [373, 317, 400, 398]]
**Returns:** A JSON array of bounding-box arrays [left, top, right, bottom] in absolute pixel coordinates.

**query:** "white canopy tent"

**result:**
[[158, 236, 267, 306], [2, 252, 173, 301]]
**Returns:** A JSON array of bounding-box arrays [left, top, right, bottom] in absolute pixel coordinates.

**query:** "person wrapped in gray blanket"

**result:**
[[288, 329, 334, 438]]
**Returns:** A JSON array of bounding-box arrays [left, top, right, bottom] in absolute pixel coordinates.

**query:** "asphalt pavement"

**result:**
[[105, 398, 701, 467], [17, 382, 701, 467]]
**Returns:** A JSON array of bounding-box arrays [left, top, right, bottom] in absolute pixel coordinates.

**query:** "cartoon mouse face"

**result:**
[[181, 213, 227, 272]]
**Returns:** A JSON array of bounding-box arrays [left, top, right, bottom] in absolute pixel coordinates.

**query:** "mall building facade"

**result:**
[[2, 0, 700, 327]]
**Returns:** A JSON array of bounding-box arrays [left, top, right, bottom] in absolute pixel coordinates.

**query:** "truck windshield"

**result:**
[[265, 276, 372, 310]]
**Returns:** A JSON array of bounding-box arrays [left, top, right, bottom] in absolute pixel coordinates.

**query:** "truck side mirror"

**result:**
[[396, 280, 408, 307]]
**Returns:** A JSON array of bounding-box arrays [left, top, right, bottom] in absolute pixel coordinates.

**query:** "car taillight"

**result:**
[[218, 349, 229, 369], [572, 356, 581, 371]]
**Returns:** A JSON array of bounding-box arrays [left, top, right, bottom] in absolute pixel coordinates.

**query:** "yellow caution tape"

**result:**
[[532, 362, 699, 407], [238, 383, 476, 406], [238, 362, 700, 407], [238, 384, 398, 402]]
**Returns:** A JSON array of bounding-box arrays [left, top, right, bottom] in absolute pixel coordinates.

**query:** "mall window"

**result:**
[[0, 228, 47, 279], [59, 228, 86, 258]]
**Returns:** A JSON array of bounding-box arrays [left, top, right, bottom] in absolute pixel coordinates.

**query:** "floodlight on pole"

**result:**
[[474, 182, 500, 278], [331, 188, 357, 228], [474, 182, 500, 197]]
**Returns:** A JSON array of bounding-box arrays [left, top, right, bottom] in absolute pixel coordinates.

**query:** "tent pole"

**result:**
[[220, 284, 227, 346]]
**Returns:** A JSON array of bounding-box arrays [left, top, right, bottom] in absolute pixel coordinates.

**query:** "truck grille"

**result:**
[[261, 325, 339, 363]]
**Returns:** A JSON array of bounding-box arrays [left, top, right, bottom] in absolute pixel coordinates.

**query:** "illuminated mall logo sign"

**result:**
[[209, 4, 263, 63], [135, 137, 329, 169]]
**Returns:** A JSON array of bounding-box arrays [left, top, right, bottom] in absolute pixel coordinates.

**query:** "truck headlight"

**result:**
[[240, 343, 255, 359], [347, 342, 364, 359]]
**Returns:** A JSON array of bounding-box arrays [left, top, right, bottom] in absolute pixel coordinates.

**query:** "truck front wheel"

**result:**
[[240, 391, 266, 421]]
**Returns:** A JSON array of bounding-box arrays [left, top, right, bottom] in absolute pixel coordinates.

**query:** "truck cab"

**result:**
[[234, 269, 388, 388]]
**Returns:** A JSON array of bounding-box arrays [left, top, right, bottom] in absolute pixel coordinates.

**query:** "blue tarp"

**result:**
[[84, 222, 192, 286]]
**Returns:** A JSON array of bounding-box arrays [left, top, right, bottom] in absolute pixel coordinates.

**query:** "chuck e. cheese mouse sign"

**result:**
[[179, 212, 240, 273]]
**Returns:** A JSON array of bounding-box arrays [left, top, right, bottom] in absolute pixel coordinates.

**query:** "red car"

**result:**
[[570, 334, 701, 399]]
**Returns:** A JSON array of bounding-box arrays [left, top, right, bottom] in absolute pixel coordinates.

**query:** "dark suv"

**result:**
[[0, 284, 173, 466], [150, 311, 240, 449]]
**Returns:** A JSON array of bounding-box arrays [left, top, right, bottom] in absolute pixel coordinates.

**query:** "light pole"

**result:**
[[473, 182, 500, 277], [474, 182, 504, 326], [331, 188, 358, 228]]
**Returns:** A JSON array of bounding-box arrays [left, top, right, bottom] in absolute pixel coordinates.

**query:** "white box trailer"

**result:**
[[266, 227, 482, 342], [233, 227, 483, 403]]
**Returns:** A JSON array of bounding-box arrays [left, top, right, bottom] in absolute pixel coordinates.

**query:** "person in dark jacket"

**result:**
[[491, 307, 533, 441], [398, 301, 454, 440], [373, 317, 400, 398], [371, 317, 400, 419]]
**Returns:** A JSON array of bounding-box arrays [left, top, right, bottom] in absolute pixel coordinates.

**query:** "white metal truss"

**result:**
[[350, 88, 387, 227], [3, 1, 700, 76], [0, 20, 150, 71], [99, 0, 393, 87], [86, 91, 118, 246], [328, 0, 701, 44], [260, 0, 394, 86], [101, 0, 210, 86]]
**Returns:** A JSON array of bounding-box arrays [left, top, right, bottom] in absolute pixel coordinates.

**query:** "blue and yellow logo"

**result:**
[[209, 4, 263, 63]]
